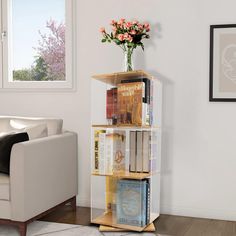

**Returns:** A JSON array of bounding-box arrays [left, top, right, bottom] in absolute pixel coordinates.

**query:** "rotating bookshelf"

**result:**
[[91, 70, 162, 232]]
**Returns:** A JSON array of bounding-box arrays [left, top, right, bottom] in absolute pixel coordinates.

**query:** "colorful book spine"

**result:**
[[106, 88, 118, 124], [94, 130, 105, 172], [146, 179, 150, 224], [142, 131, 151, 172], [105, 130, 114, 174], [141, 180, 147, 227], [98, 131, 106, 174], [149, 130, 158, 172], [149, 80, 154, 126], [129, 131, 136, 172], [136, 131, 143, 172]]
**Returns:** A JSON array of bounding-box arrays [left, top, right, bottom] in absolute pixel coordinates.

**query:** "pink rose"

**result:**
[[100, 27, 106, 33], [133, 20, 139, 25], [119, 18, 125, 24], [138, 24, 143, 30], [117, 34, 124, 41], [125, 22, 133, 29], [127, 35, 133, 42], [110, 20, 116, 25], [144, 23, 150, 29], [130, 30, 136, 35], [123, 33, 129, 39]]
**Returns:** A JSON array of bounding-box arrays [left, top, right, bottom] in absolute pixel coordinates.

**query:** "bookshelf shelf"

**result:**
[[92, 171, 160, 180], [92, 70, 156, 86], [91, 70, 162, 232], [91, 212, 159, 232]]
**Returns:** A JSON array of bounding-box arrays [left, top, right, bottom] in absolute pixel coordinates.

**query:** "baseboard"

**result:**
[[161, 204, 236, 221]]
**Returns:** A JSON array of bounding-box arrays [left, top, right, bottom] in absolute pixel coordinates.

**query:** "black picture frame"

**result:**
[[209, 24, 236, 102]]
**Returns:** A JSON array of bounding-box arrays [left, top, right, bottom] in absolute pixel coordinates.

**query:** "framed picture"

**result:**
[[210, 24, 236, 101]]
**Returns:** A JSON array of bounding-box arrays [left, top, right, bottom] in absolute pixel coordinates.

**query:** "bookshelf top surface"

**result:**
[[91, 70, 156, 85]]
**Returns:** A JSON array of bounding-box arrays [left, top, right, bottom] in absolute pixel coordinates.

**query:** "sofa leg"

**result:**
[[70, 196, 76, 211], [18, 222, 27, 236]]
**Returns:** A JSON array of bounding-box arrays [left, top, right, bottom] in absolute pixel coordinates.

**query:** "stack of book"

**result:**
[[130, 131, 157, 173], [106, 78, 153, 126], [116, 179, 150, 227], [94, 129, 127, 174], [106, 88, 118, 125], [94, 129, 158, 174]]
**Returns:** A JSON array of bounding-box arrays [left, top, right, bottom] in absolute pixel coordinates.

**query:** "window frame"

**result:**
[[0, 0, 76, 91]]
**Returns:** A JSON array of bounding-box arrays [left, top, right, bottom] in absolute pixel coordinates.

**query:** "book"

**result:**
[[142, 131, 151, 172], [129, 131, 136, 172], [105, 130, 114, 174], [141, 180, 147, 226], [106, 88, 118, 125], [136, 131, 143, 172], [145, 179, 150, 224], [149, 80, 154, 126], [105, 130, 126, 173], [117, 82, 145, 126], [150, 130, 158, 172], [112, 131, 126, 173], [121, 78, 151, 126], [121, 78, 151, 104], [94, 130, 105, 172], [116, 179, 147, 227], [98, 131, 106, 174]]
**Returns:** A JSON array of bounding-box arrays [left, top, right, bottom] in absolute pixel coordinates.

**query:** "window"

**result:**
[[0, 0, 75, 90]]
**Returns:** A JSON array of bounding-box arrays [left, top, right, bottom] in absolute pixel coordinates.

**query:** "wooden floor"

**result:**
[[40, 205, 236, 235]]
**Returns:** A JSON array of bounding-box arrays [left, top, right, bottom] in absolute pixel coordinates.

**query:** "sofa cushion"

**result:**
[[0, 173, 10, 200], [10, 118, 63, 136], [10, 121, 48, 140], [0, 132, 29, 175], [0, 116, 63, 136]]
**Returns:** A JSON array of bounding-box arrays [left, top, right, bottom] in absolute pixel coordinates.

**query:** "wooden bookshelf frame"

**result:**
[[92, 70, 156, 86], [91, 70, 162, 232]]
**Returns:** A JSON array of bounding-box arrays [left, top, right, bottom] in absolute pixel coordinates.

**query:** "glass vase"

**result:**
[[123, 46, 134, 72]]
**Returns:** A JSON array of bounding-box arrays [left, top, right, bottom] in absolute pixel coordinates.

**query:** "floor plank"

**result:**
[[39, 206, 236, 236], [155, 215, 193, 236]]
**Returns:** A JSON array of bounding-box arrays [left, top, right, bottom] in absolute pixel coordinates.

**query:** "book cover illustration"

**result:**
[[117, 82, 144, 126], [106, 130, 126, 173], [116, 179, 146, 227]]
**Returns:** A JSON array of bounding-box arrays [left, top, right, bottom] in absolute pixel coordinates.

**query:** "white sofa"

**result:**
[[0, 116, 78, 236]]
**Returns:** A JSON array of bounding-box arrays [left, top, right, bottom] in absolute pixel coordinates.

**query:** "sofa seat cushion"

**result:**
[[0, 173, 10, 200]]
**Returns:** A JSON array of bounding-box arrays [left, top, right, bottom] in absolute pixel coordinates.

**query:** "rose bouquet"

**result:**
[[100, 19, 150, 71]]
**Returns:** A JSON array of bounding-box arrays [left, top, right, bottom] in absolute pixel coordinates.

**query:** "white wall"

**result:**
[[1, 0, 236, 221]]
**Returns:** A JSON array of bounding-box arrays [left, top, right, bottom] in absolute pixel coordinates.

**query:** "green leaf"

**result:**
[[101, 39, 106, 43]]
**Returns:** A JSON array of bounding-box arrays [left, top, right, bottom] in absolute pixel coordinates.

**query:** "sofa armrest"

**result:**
[[9, 132, 78, 221]]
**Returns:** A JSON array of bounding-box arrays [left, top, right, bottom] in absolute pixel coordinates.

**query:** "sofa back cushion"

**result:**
[[0, 116, 63, 136]]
